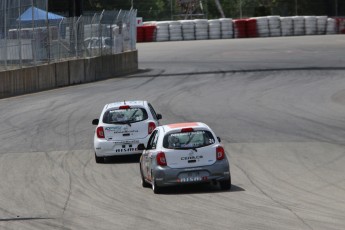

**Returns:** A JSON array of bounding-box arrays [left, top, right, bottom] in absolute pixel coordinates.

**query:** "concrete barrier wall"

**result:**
[[56, 61, 69, 87], [0, 50, 138, 99]]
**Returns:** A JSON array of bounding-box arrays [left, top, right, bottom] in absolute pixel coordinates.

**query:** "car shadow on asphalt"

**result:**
[[159, 183, 245, 195], [102, 154, 141, 164]]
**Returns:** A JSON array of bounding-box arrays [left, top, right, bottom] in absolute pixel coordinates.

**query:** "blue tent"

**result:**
[[17, 7, 64, 22]]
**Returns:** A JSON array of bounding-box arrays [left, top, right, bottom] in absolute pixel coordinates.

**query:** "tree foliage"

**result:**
[[49, 0, 344, 20]]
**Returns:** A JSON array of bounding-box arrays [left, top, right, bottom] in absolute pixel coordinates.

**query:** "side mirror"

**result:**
[[217, 137, 221, 143], [92, 119, 99, 125], [137, 143, 146, 151], [156, 114, 162, 120]]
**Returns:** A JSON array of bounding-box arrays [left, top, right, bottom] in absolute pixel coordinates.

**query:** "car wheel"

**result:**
[[139, 164, 151, 188], [219, 176, 231, 190], [95, 152, 104, 164], [152, 177, 163, 194]]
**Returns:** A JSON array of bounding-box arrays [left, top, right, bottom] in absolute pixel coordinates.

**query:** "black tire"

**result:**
[[152, 178, 163, 194], [220, 177, 231, 190], [139, 164, 151, 188], [95, 153, 105, 164]]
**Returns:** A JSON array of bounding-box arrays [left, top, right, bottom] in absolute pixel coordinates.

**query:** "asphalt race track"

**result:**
[[1, 35, 345, 230]]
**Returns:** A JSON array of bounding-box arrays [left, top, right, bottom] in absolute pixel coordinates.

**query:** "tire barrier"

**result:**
[[136, 25, 157, 42], [143, 25, 156, 42], [169, 21, 183, 41], [316, 16, 328, 35], [137, 16, 344, 43], [327, 18, 337, 34], [255, 17, 270, 37], [336, 18, 345, 34], [180, 20, 195, 40], [233, 19, 247, 38], [246, 18, 257, 38], [194, 19, 209, 40], [156, 21, 170, 42], [281, 17, 294, 36], [220, 18, 234, 39], [293, 16, 305, 36], [208, 19, 221, 39], [268, 16, 281, 37], [305, 16, 317, 35], [136, 26, 144, 42]]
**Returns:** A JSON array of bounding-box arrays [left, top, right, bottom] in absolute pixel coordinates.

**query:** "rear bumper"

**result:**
[[152, 159, 230, 187], [94, 136, 150, 157]]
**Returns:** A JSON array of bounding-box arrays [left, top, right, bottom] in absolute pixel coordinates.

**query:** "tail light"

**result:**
[[216, 146, 225, 160], [96, 126, 105, 139], [156, 152, 167, 166], [148, 122, 156, 134]]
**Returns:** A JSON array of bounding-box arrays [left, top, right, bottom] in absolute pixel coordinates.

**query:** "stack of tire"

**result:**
[[220, 18, 234, 39], [208, 19, 221, 39], [268, 16, 281, 37], [180, 20, 195, 40], [246, 18, 257, 38], [233, 19, 247, 38], [337, 18, 345, 34], [255, 17, 270, 37], [155, 21, 170, 42], [326, 18, 337, 34], [316, 16, 328, 35], [169, 21, 183, 41], [280, 17, 294, 36], [144, 25, 156, 42], [293, 16, 305, 36], [305, 16, 317, 35], [194, 19, 209, 40], [136, 26, 145, 42]]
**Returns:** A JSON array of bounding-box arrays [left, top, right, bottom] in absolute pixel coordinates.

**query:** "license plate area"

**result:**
[[112, 140, 139, 153], [177, 171, 209, 183]]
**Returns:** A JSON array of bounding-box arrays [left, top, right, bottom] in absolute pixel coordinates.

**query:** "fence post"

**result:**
[[32, 0, 36, 65], [58, 18, 64, 61], [18, 0, 22, 68], [4, 0, 7, 69], [75, 16, 82, 58], [99, 10, 105, 56]]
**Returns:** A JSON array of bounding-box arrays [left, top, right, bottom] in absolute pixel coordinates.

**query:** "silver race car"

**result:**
[[138, 122, 231, 193]]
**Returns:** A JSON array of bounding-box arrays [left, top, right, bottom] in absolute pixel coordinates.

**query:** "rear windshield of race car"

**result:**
[[163, 130, 216, 149], [102, 108, 148, 124]]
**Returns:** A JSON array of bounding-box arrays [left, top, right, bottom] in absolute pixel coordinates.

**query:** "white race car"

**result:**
[[138, 122, 231, 193], [92, 101, 162, 163]]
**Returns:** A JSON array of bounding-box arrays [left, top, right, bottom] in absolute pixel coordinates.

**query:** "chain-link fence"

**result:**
[[0, 0, 137, 71]]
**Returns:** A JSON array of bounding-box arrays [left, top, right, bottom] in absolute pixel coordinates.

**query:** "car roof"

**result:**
[[161, 122, 210, 133], [105, 100, 146, 110]]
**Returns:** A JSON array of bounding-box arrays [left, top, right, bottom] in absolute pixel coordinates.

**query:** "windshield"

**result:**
[[102, 108, 148, 124], [163, 130, 215, 149]]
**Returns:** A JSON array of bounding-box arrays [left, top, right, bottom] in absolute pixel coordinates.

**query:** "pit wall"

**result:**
[[0, 50, 138, 99]]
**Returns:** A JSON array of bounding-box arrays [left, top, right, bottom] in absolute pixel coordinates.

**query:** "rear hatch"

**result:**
[[165, 146, 217, 169], [102, 106, 149, 141], [162, 129, 217, 169]]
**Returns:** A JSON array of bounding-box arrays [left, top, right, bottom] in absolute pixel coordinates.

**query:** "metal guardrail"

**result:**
[[0, 1, 137, 71]]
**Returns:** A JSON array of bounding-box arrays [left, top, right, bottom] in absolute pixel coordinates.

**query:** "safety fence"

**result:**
[[137, 16, 345, 42], [0, 2, 137, 71]]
